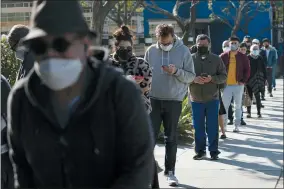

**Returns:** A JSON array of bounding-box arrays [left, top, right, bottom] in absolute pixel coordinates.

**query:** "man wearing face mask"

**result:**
[[7, 24, 35, 81], [261, 38, 278, 97], [145, 24, 195, 186], [220, 36, 250, 133], [190, 34, 227, 160], [243, 35, 252, 55], [7, 1, 154, 188]]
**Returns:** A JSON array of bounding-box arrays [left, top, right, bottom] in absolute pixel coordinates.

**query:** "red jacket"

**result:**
[[220, 51, 250, 83]]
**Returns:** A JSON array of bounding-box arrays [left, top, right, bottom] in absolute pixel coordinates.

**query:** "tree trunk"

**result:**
[[182, 27, 190, 46], [92, 1, 117, 45]]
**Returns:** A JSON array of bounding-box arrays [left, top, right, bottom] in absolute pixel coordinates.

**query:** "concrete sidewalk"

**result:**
[[155, 79, 283, 188]]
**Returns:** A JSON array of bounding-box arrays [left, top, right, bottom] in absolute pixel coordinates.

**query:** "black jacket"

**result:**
[[16, 51, 35, 81], [1, 75, 13, 189], [7, 59, 154, 188]]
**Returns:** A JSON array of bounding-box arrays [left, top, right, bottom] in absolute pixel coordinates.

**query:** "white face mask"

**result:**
[[15, 50, 25, 61], [223, 47, 230, 53], [160, 44, 173, 51], [34, 58, 83, 90], [251, 50, 259, 56]]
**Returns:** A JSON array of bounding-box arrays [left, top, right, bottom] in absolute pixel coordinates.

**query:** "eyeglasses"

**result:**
[[28, 36, 80, 56]]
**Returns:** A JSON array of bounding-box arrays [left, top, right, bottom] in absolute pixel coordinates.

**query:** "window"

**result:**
[[15, 3, 23, 7], [24, 3, 29, 7], [7, 3, 15, 8], [1, 3, 7, 8]]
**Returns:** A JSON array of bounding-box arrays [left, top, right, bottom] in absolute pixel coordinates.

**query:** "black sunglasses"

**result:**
[[28, 37, 79, 56], [118, 46, 132, 51]]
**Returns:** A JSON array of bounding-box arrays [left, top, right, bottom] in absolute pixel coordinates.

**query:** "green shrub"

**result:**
[[1, 35, 21, 86]]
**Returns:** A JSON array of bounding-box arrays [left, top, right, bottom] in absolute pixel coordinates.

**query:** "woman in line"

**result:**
[[246, 44, 267, 118], [108, 25, 158, 188]]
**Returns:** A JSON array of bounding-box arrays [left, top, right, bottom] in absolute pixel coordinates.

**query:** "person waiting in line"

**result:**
[[7, 1, 154, 188], [1, 75, 13, 189], [243, 35, 252, 55], [218, 84, 227, 139], [190, 34, 227, 160], [246, 44, 267, 118], [252, 38, 267, 101], [7, 24, 35, 80], [220, 37, 250, 133], [226, 42, 247, 126], [145, 24, 195, 187], [261, 38, 277, 97], [108, 25, 159, 188]]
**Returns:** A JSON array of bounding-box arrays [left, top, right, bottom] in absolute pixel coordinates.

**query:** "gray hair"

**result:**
[[196, 34, 211, 43]]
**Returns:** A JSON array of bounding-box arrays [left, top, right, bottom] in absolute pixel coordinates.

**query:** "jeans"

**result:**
[[228, 98, 244, 122], [150, 98, 182, 174], [191, 99, 219, 155], [222, 85, 244, 128], [272, 65, 277, 88], [266, 68, 273, 93]]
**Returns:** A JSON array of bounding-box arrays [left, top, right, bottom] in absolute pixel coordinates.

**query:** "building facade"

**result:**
[[143, 1, 272, 54]]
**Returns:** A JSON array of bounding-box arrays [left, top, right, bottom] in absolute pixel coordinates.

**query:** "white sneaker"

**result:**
[[166, 171, 179, 186], [233, 127, 240, 133]]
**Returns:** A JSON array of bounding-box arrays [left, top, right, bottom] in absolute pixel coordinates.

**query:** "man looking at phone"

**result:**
[[220, 36, 250, 133], [190, 34, 227, 160], [145, 24, 195, 186]]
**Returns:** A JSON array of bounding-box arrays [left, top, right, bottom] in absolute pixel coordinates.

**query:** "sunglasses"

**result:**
[[118, 46, 132, 51], [28, 36, 80, 56]]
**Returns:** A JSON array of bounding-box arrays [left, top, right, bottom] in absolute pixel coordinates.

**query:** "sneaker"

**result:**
[[261, 97, 266, 101], [261, 104, 265, 108], [166, 171, 179, 186], [257, 114, 262, 118], [241, 120, 246, 125], [228, 120, 233, 125], [220, 134, 227, 139], [233, 127, 240, 133], [247, 114, 252, 118], [270, 93, 273, 97], [193, 153, 206, 160], [211, 154, 219, 160], [273, 88, 276, 91]]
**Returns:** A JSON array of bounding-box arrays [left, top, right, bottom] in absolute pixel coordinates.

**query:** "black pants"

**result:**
[[151, 160, 159, 188], [266, 68, 273, 94], [246, 85, 261, 114], [150, 98, 182, 175]]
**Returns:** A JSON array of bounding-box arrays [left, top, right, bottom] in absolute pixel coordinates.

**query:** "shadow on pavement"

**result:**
[[178, 183, 199, 188], [219, 137, 283, 177]]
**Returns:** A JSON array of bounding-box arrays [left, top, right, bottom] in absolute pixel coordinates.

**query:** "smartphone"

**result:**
[[200, 73, 208, 77]]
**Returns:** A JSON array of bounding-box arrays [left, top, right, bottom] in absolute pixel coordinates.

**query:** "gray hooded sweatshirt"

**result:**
[[144, 38, 195, 101]]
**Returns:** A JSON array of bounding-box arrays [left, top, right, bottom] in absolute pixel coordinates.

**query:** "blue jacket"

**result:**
[[261, 46, 277, 67]]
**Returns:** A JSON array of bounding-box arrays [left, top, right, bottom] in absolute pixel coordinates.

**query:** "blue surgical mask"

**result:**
[[230, 44, 238, 51], [252, 50, 259, 56]]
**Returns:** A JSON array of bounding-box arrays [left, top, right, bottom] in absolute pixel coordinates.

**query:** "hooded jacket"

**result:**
[[109, 53, 152, 114], [144, 37, 195, 101], [16, 51, 35, 80], [1, 75, 13, 189], [7, 58, 154, 188]]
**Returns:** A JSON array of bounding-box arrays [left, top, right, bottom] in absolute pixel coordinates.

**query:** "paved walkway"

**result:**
[[155, 79, 283, 188]]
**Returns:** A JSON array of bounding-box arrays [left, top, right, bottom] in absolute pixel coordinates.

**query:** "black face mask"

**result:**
[[197, 46, 208, 55], [117, 49, 132, 61]]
